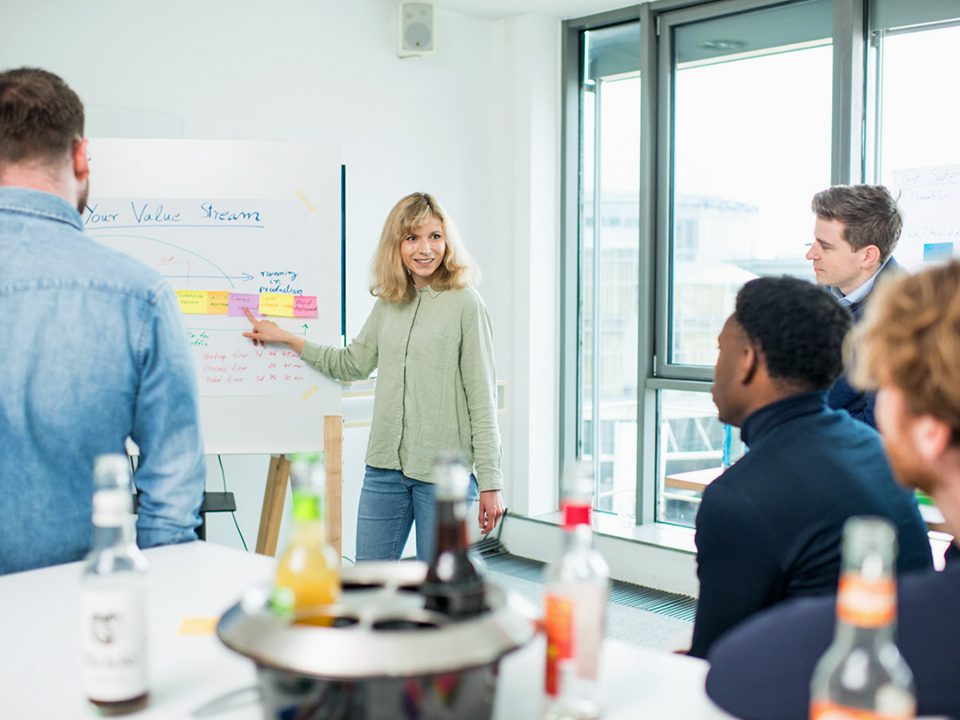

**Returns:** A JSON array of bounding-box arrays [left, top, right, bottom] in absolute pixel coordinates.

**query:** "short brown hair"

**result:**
[[811, 185, 902, 261], [370, 192, 477, 303], [850, 260, 960, 445], [0, 67, 84, 167]]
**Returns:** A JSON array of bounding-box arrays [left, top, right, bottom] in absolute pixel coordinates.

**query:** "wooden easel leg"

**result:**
[[324, 416, 343, 562], [256, 454, 289, 556]]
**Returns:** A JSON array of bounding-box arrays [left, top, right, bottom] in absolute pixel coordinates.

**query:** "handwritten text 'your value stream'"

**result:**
[[84, 202, 263, 226]]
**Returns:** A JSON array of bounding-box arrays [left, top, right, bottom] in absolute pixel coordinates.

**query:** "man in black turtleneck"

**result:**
[[688, 276, 931, 659], [706, 262, 960, 720]]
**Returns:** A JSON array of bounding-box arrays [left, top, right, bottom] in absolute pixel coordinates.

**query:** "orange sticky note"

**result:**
[[207, 291, 229, 315], [177, 616, 219, 636], [259, 293, 294, 318]]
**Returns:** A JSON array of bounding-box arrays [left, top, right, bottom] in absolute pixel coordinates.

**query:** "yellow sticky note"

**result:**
[[177, 290, 208, 314], [301, 385, 319, 400], [207, 291, 229, 315], [177, 616, 219, 636], [259, 293, 294, 318]]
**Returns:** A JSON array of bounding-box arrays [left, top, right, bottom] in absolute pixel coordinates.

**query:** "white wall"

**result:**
[[503, 14, 562, 518], [0, 0, 511, 335]]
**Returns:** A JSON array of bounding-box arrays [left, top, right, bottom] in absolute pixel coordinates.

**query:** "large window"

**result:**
[[578, 21, 641, 515], [668, 0, 832, 368], [655, 0, 833, 527], [867, 4, 960, 272], [562, 0, 960, 533], [870, 23, 960, 184]]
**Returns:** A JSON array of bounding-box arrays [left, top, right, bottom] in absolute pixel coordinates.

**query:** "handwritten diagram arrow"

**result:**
[[163, 273, 254, 281]]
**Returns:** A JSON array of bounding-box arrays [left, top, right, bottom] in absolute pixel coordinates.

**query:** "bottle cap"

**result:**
[[561, 461, 594, 502], [289, 452, 326, 498], [93, 453, 131, 491], [289, 451, 324, 465], [92, 454, 133, 526], [561, 500, 591, 528], [842, 516, 897, 562], [93, 490, 133, 526], [293, 493, 323, 522], [433, 451, 471, 500]]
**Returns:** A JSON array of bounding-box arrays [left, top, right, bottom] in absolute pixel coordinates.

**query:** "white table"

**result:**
[[0, 542, 733, 719], [496, 636, 734, 720]]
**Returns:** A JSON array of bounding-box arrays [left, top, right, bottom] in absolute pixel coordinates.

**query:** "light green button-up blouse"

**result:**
[[299, 285, 503, 492]]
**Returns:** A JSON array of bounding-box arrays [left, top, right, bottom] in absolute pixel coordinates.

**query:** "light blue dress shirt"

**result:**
[[0, 187, 205, 574], [828, 256, 891, 308]]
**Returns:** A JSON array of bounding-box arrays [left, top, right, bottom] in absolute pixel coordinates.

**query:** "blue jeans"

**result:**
[[356, 465, 479, 562]]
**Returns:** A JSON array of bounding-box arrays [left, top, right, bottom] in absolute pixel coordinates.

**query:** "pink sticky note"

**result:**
[[293, 295, 318, 318], [228, 293, 260, 317]]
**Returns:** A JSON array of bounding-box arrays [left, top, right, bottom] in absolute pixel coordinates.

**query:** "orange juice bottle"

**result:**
[[809, 517, 915, 719], [272, 452, 340, 625]]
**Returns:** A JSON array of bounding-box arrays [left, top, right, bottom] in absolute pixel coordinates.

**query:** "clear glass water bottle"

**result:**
[[81, 454, 149, 714], [543, 463, 610, 720], [809, 517, 916, 719]]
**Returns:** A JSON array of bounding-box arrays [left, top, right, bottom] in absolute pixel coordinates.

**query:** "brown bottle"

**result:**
[[421, 453, 486, 618]]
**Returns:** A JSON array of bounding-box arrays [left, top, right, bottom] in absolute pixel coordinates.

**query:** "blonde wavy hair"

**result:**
[[370, 192, 478, 303], [849, 260, 960, 445]]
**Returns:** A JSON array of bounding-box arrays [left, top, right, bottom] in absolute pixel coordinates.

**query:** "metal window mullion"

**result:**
[[654, 17, 673, 378], [651, 11, 679, 523], [867, 28, 885, 183], [590, 78, 603, 509], [558, 21, 582, 490], [831, 0, 867, 184], [636, 2, 659, 525], [647, 376, 713, 393]]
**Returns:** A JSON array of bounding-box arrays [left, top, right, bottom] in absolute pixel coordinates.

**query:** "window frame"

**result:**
[[559, 5, 649, 519], [654, 0, 857, 382], [560, 0, 959, 535], [865, 14, 960, 184]]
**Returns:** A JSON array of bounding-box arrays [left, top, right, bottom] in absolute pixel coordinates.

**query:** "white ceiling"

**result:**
[[437, 0, 641, 21]]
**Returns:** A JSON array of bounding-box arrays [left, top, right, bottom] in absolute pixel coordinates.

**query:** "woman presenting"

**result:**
[[243, 192, 504, 562]]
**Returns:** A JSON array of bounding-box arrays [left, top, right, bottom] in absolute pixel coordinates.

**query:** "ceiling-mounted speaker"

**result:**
[[398, 2, 434, 58]]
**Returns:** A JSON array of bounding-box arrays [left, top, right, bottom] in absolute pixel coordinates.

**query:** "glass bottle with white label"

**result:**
[[81, 454, 149, 714], [809, 517, 915, 720]]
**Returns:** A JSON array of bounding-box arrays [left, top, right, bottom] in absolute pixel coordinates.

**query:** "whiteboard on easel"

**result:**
[[85, 139, 342, 455], [893, 164, 960, 272]]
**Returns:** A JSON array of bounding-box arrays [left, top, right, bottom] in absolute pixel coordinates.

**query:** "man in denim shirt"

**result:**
[[0, 68, 204, 574]]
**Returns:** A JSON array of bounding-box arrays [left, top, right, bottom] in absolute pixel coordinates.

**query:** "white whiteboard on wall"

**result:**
[[893, 164, 960, 271], [86, 139, 343, 455]]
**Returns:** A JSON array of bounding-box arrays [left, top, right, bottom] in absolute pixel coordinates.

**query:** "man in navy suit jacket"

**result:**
[[806, 185, 903, 428]]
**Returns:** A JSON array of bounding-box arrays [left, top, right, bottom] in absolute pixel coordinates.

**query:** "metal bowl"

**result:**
[[217, 561, 538, 720]]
